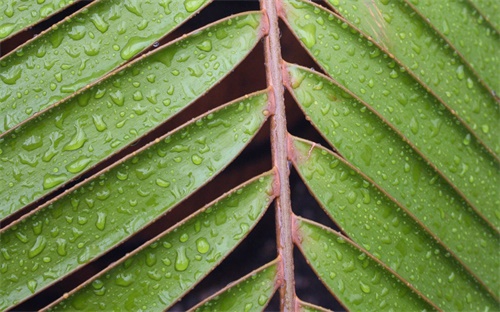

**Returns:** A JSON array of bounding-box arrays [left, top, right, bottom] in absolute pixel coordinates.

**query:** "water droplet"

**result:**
[[196, 40, 212, 52], [196, 238, 210, 254], [0, 23, 16, 39], [57, 238, 67, 256], [92, 114, 107, 132], [43, 173, 67, 189], [115, 273, 134, 287], [174, 246, 189, 271], [110, 90, 125, 106], [258, 294, 267, 306], [120, 36, 150, 60], [191, 154, 203, 165], [299, 23, 316, 48], [22, 134, 43, 151], [456, 65, 465, 80], [360, 281, 371, 293], [27, 280, 38, 294], [0, 65, 22, 85], [96, 212, 107, 231], [184, 0, 205, 12], [66, 156, 92, 173], [64, 122, 87, 151], [68, 25, 86, 40], [28, 236, 47, 258], [90, 13, 109, 33]]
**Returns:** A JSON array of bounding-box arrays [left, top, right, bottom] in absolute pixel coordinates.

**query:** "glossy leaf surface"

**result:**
[[0, 12, 264, 220], [287, 64, 499, 294], [192, 261, 277, 312], [49, 172, 275, 311], [295, 217, 436, 311], [0, 0, 213, 133], [0, 91, 269, 310], [324, 0, 500, 155], [407, 0, 500, 92], [0, 0, 76, 41], [281, 0, 500, 228], [291, 137, 497, 310]]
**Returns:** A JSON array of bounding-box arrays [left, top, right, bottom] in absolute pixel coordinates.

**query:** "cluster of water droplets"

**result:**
[[53, 174, 273, 310], [0, 0, 210, 134], [283, 0, 500, 226], [293, 140, 496, 310], [298, 220, 435, 310], [289, 65, 499, 292]]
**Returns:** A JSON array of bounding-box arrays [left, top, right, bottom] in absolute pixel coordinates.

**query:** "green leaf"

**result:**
[[281, 0, 500, 228], [47, 172, 276, 311], [0, 0, 213, 133], [407, 0, 500, 92], [468, 0, 500, 31], [323, 0, 500, 155], [295, 217, 437, 311], [192, 260, 278, 311], [286, 64, 499, 295], [0, 11, 264, 220], [291, 137, 498, 310], [0, 91, 269, 310], [0, 0, 76, 41]]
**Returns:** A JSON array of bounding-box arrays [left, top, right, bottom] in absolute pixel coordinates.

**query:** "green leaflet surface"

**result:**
[[406, 0, 500, 93], [0, 91, 270, 310], [287, 65, 499, 295], [0, 12, 264, 220], [468, 0, 500, 31], [295, 217, 437, 311], [0, 0, 76, 41], [192, 261, 277, 311], [281, 0, 500, 228], [49, 172, 275, 311], [0, 0, 213, 133], [291, 138, 497, 310], [324, 0, 500, 155]]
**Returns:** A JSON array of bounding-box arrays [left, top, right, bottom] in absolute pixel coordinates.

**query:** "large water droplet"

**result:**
[[184, 0, 205, 12], [195, 237, 210, 254], [92, 114, 107, 132], [64, 123, 87, 151], [0, 23, 16, 39], [28, 236, 47, 258], [174, 246, 189, 271], [95, 212, 107, 231], [43, 173, 67, 189], [66, 156, 92, 173], [120, 36, 150, 60], [90, 13, 109, 33]]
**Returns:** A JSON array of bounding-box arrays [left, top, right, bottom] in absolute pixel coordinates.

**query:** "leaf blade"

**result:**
[[295, 217, 437, 311], [0, 12, 264, 220], [0, 0, 77, 41], [281, 0, 500, 229], [0, 91, 270, 310], [191, 260, 278, 312], [291, 137, 498, 309], [286, 64, 499, 295], [323, 0, 500, 155], [47, 172, 276, 311], [0, 0, 213, 133]]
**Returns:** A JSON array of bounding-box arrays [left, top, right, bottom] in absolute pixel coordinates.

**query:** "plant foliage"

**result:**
[[0, 0, 498, 311]]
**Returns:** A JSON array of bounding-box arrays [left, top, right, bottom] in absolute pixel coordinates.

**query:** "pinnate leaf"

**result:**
[[295, 217, 437, 311], [281, 0, 500, 229], [0, 11, 264, 220], [0, 0, 213, 133], [291, 137, 497, 310], [286, 64, 499, 295], [0, 91, 270, 310], [191, 260, 278, 312], [48, 171, 276, 311]]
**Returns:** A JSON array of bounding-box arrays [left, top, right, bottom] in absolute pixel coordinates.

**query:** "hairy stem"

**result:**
[[261, 0, 296, 311]]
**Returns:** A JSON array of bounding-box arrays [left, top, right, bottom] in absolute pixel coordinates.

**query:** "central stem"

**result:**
[[261, 0, 296, 311]]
